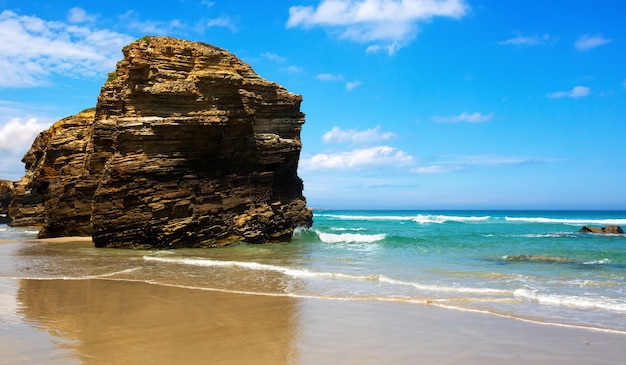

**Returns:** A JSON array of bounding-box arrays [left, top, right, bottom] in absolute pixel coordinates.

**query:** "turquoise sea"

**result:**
[[1, 210, 626, 333]]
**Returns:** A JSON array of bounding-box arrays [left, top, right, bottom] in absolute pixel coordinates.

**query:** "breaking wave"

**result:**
[[317, 213, 490, 224], [315, 231, 386, 243], [505, 216, 626, 226], [412, 214, 490, 224], [142, 256, 509, 296], [514, 289, 626, 312]]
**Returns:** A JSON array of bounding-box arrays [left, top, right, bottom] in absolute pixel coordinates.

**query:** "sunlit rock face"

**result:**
[[10, 36, 313, 248], [9, 110, 95, 233]]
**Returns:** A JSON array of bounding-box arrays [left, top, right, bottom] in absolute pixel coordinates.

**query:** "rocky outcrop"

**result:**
[[9, 110, 95, 234], [578, 225, 624, 234], [0, 180, 14, 223], [9, 36, 313, 248]]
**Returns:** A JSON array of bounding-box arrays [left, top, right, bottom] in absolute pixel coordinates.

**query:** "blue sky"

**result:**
[[0, 1, 624, 210]]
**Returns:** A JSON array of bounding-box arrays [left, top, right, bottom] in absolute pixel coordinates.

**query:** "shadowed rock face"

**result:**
[[10, 36, 313, 248], [0, 180, 14, 223]]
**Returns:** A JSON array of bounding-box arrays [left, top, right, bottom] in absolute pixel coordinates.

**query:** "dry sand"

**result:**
[[1, 278, 624, 364]]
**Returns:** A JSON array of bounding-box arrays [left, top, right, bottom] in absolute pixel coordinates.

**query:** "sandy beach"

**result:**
[[1, 277, 624, 365]]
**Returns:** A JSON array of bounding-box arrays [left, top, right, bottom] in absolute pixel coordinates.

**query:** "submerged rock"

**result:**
[[502, 255, 573, 264], [9, 36, 313, 248], [578, 225, 624, 234]]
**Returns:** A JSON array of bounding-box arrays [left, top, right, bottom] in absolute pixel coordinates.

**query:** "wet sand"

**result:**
[[1, 278, 624, 364]]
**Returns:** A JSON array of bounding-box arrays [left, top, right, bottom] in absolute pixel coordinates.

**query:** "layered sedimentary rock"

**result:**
[[10, 36, 312, 248], [9, 110, 95, 234]]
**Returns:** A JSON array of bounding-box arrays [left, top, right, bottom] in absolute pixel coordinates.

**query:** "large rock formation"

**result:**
[[9, 36, 313, 248]]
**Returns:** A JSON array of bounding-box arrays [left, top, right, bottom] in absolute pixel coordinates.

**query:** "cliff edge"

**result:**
[[9, 36, 313, 248]]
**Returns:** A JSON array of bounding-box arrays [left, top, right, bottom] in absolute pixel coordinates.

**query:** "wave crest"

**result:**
[[413, 215, 490, 224], [317, 213, 490, 224], [514, 289, 626, 312], [505, 216, 626, 226]]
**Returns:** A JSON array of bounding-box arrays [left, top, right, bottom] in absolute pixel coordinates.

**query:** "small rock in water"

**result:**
[[578, 225, 624, 234], [503, 255, 572, 264]]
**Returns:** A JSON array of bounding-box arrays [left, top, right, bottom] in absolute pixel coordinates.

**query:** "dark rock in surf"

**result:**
[[0, 180, 14, 223]]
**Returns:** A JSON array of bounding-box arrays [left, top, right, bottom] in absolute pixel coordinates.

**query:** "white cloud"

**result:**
[[365, 42, 403, 55], [412, 155, 557, 174], [346, 80, 362, 91], [0, 118, 47, 153], [262, 52, 286, 63], [317, 73, 344, 81], [547, 85, 590, 99], [574, 34, 612, 51], [284, 65, 303, 73], [260, 53, 301, 73], [412, 165, 461, 174], [301, 146, 414, 170], [0, 10, 133, 88], [323, 125, 396, 144], [68, 7, 97, 24], [206, 16, 239, 32], [498, 33, 554, 47], [287, 0, 470, 54], [432, 112, 493, 123]]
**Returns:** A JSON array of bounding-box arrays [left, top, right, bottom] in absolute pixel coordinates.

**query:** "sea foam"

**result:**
[[315, 231, 386, 243], [142, 256, 376, 280], [413, 214, 490, 224], [513, 288, 626, 312], [317, 213, 415, 221], [316, 213, 491, 224], [142, 256, 508, 296]]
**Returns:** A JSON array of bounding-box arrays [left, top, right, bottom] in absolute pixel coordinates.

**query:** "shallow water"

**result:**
[[2, 210, 626, 334], [1, 211, 626, 363], [1, 211, 626, 333]]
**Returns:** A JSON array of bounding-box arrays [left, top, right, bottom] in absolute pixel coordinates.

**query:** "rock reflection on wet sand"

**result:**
[[4, 277, 626, 365]]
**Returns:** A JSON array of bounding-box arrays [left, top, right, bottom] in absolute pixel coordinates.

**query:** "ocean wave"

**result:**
[[316, 214, 416, 221], [329, 227, 367, 231], [90, 267, 142, 278], [142, 256, 509, 295], [315, 231, 386, 243], [143, 256, 378, 281], [317, 213, 490, 224], [513, 288, 626, 312], [413, 214, 491, 224], [505, 216, 626, 226], [517, 233, 579, 238], [583, 258, 612, 265], [378, 275, 509, 295]]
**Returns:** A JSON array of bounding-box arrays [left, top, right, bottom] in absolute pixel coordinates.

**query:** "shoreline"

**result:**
[[1, 277, 624, 364], [1, 233, 625, 337]]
